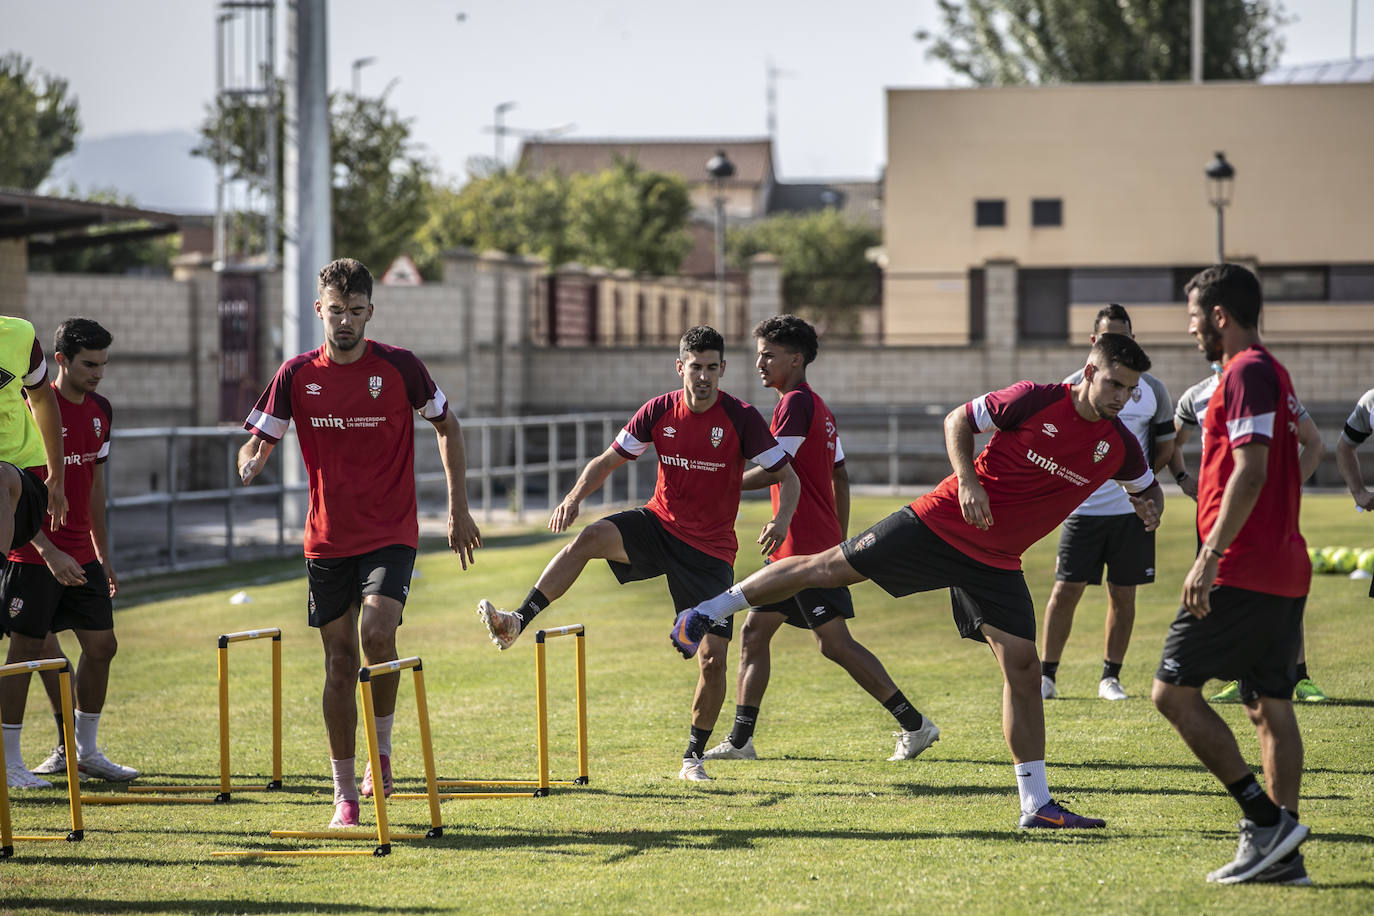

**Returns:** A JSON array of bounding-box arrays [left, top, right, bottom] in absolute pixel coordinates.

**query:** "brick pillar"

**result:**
[[984, 259, 1018, 391], [747, 253, 781, 338], [0, 239, 28, 319]]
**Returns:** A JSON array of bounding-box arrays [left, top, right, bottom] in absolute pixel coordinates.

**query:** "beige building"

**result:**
[[882, 81, 1374, 347]]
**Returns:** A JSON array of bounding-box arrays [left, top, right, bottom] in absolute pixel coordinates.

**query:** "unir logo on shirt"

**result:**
[[710, 426, 724, 448], [368, 375, 383, 399]]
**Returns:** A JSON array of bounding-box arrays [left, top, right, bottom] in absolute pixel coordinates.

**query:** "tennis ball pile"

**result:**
[[1307, 546, 1374, 575]]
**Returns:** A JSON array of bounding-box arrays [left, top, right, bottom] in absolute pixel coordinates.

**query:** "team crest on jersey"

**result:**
[[306, 383, 323, 396], [1131, 387, 1142, 402], [709, 426, 724, 448], [92, 417, 102, 438], [368, 375, 383, 399], [1092, 440, 1111, 463], [662, 426, 676, 438], [8, 597, 22, 617], [854, 532, 876, 551], [1042, 422, 1058, 437]]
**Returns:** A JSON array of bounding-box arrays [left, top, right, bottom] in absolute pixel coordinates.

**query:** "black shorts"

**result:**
[[755, 576, 855, 630], [305, 544, 416, 629], [6, 463, 47, 552], [605, 508, 735, 639], [1055, 513, 1156, 586], [841, 506, 1036, 643], [1, 560, 113, 639], [1155, 586, 1305, 701]]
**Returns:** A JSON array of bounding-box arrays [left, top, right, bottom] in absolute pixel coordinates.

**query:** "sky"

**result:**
[[7, 0, 1373, 210]]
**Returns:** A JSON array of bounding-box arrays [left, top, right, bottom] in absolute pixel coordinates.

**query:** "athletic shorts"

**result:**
[[1055, 513, 1155, 586], [305, 544, 415, 629], [605, 508, 735, 639], [1155, 586, 1305, 701], [1, 560, 113, 639], [754, 560, 855, 630], [6, 463, 47, 552], [841, 506, 1036, 643]]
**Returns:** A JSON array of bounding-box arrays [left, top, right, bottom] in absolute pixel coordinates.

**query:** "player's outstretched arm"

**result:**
[[238, 435, 275, 485], [26, 381, 67, 526], [431, 411, 482, 569], [549, 446, 627, 533], [756, 463, 799, 555], [1336, 438, 1374, 510], [944, 406, 992, 530]]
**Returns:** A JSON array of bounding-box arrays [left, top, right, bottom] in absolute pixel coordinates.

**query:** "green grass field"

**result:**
[[2, 493, 1372, 914]]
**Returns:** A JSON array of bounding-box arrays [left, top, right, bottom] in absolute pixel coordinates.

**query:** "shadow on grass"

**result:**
[[1, 898, 439, 914]]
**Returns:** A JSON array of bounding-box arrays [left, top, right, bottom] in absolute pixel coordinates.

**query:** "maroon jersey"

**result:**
[[769, 384, 845, 559], [913, 381, 1153, 570], [612, 390, 788, 564], [9, 387, 112, 567], [1198, 345, 1309, 597], [244, 341, 447, 558]]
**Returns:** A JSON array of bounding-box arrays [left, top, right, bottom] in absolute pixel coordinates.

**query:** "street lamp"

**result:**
[[1205, 151, 1235, 264], [706, 149, 735, 336], [494, 101, 517, 167], [351, 56, 376, 97]]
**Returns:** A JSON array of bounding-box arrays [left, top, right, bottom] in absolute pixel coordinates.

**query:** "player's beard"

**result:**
[[331, 331, 362, 351], [1195, 319, 1223, 362]]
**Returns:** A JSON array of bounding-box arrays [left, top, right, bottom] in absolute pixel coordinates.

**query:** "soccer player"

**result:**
[[239, 258, 482, 828], [2, 318, 137, 788], [1151, 264, 1312, 886], [672, 332, 1163, 828], [702, 316, 938, 764], [1336, 387, 1374, 601], [476, 326, 799, 782], [1040, 305, 1173, 702]]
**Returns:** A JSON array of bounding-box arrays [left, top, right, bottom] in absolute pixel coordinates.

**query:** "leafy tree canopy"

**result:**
[[0, 53, 81, 190]]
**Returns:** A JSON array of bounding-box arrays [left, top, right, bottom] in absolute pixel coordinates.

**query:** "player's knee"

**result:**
[[1151, 679, 1182, 717], [816, 631, 856, 664], [568, 521, 617, 560], [323, 646, 360, 687], [82, 631, 118, 663], [697, 641, 728, 680]]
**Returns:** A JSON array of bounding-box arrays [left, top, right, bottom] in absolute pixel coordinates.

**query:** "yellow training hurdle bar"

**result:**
[[0, 658, 83, 859]]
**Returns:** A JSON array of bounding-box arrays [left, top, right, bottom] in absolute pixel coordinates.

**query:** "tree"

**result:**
[[412, 169, 572, 276], [916, 0, 1287, 85], [0, 53, 81, 190], [726, 209, 882, 335]]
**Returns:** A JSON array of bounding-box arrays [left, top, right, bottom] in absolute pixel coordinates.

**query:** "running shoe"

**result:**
[[1252, 851, 1312, 886], [1210, 680, 1242, 703], [360, 753, 393, 798], [888, 719, 941, 761], [703, 737, 757, 760], [477, 599, 522, 651], [669, 608, 710, 659], [677, 757, 712, 782], [77, 749, 139, 782], [6, 762, 52, 790], [1206, 808, 1309, 884], [1098, 677, 1128, 701], [329, 798, 360, 828], [1018, 800, 1106, 829], [1041, 675, 1059, 699], [1294, 678, 1328, 703], [31, 743, 67, 775]]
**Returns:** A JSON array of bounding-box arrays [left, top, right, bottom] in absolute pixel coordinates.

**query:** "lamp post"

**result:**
[[705, 149, 735, 336], [494, 101, 516, 167], [1205, 151, 1235, 264], [351, 56, 376, 97]]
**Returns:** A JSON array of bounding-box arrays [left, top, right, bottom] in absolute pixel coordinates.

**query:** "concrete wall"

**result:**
[[0, 239, 26, 318]]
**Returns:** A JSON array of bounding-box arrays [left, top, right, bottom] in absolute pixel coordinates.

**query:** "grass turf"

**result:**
[[2, 493, 1372, 914]]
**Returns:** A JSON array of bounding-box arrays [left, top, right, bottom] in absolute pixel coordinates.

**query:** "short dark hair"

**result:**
[[1185, 264, 1262, 329], [753, 314, 818, 365], [54, 317, 113, 360], [1089, 332, 1151, 373], [318, 258, 373, 301], [679, 326, 724, 359], [1094, 303, 1132, 334]]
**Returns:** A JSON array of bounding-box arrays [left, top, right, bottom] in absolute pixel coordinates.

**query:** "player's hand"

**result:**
[[239, 454, 264, 485], [549, 498, 580, 533], [43, 549, 86, 587], [104, 562, 119, 598], [1181, 552, 1217, 618], [1130, 494, 1161, 532], [1355, 490, 1374, 511], [958, 479, 993, 530], [1180, 475, 1199, 501], [44, 475, 68, 527], [757, 517, 789, 556], [449, 510, 481, 570]]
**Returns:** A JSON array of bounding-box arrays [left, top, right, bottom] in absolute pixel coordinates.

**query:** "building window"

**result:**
[[1031, 198, 1062, 227], [1261, 266, 1328, 302], [975, 199, 1005, 227], [1017, 268, 1069, 341]]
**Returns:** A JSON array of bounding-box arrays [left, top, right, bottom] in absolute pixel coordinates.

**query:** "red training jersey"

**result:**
[[9, 387, 112, 567], [612, 389, 789, 564], [1197, 345, 1309, 598], [768, 383, 845, 559], [913, 381, 1153, 570], [244, 341, 447, 558]]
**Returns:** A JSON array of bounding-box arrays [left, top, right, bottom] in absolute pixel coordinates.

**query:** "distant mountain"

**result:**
[[42, 130, 216, 214]]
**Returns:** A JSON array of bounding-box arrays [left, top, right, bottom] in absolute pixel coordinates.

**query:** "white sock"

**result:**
[[1014, 760, 1052, 814], [331, 757, 358, 803], [74, 710, 101, 759], [2, 723, 23, 768], [697, 584, 751, 623], [374, 714, 394, 757]]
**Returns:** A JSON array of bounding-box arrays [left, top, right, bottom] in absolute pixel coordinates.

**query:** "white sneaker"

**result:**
[[7, 762, 52, 789], [888, 718, 940, 761], [77, 749, 139, 782], [477, 599, 522, 651], [1041, 675, 1059, 699], [678, 757, 712, 781], [31, 743, 67, 775], [702, 736, 757, 760], [1098, 677, 1128, 701]]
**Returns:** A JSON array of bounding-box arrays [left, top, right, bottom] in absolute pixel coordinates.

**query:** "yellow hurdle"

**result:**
[[0, 658, 84, 859]]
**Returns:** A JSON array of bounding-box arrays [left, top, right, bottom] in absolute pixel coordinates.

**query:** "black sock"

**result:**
[[1041, 660, 1059, 680], [882, 690, 924, 731], [1226, 773, 1281, 826], [1295, 662, 1309, 682], [513, 588, 550, 630], [53, 712, 64, 747], [727, 705, 759, 747], [1102, 660, 1123, 680], [684, 726, 712, 760]]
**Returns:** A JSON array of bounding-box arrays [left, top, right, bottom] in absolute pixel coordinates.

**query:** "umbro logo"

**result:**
[[810, 606, 825, 617], [305, 383, 323, 396], [662, 426, 676, 438], [1042, 423, 1058, 437]]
